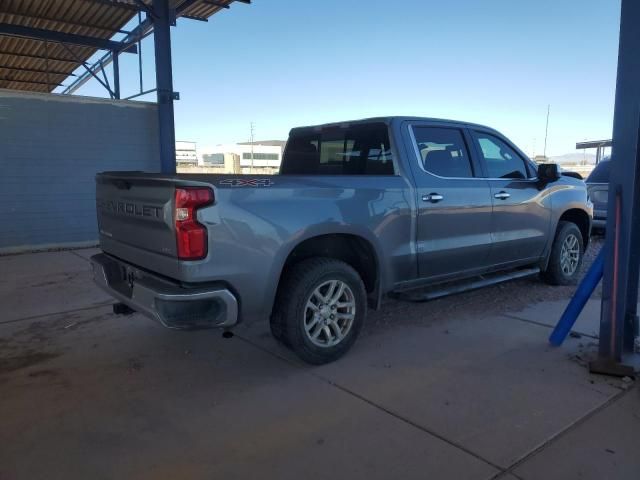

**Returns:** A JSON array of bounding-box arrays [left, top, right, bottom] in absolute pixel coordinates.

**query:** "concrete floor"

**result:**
[[1, 246, 639, 480]]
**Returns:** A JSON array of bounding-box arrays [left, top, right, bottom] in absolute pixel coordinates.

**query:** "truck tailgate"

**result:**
[[96, 174, 178, 257], [96, 172, 218, 262]]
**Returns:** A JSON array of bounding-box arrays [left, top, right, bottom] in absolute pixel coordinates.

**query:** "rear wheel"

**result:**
[[542, 221, 584, 285], [270, 258, 366, 364]]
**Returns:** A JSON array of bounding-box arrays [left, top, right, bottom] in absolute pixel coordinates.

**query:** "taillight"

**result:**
[[174, 187, 214, 260]]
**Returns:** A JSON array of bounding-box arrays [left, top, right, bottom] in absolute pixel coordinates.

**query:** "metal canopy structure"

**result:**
[[0, 0, 250, 172], [0, 1, 133, 92], [576, 139, 613, 164], [0, 1, 243, 92]]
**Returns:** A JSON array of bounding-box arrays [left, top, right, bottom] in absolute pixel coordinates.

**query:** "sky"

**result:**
[[67, 0, 622, 157]]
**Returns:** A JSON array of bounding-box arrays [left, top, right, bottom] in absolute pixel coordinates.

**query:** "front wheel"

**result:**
[[542, 221, 584, 286], [271, 258, 367, 364]]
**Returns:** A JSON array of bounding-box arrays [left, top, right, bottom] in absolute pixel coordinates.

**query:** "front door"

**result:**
[[405, 123, 494, 280], [470, 130, 551, 266]]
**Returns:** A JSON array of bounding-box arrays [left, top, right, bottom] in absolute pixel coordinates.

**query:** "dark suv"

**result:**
[[586, 157, 610, 230]]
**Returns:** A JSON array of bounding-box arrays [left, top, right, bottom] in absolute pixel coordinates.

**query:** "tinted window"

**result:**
[[412, 127, 474, 178], [587, 159, 610, 183], [281, 123, 394, 175], [242, 152, 279, 161], [475, 132, 529, 179], [202, 153, 224, 165]]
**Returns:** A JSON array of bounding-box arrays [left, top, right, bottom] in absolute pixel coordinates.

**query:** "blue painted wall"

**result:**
[[0, 90, 160, 253]]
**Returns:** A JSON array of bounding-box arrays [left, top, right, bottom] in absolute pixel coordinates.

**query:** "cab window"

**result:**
[[412, 126, 475, 178], [281, 123, 395, 175], [474, 132, 530, 179]]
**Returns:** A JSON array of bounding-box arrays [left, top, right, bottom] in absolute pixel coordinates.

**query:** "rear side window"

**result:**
[[474, 132, 530, 179], [280, 123, 394, 175], [412, 127, 474, 178], [587, 159, 610, 183]]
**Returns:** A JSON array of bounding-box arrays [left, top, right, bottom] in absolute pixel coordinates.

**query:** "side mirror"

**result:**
[[538, 163, 561, 182]]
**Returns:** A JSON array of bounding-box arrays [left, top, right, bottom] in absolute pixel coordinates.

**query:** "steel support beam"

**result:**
[[134, 0, 158, 18], [596, 0, 640, 368], [178, 0, 209, 14], [60, 43, 115, 98], [0, 65, 76, 77], [0, 76, 63, 87], [63, 0, 246, 97], [82, 0, 142, 12], [61, 18, 152, 95], [153, 0, 177, 173], [202, 1, 231, 9], [112, 51, 120, 99], [0, 50, 78, 65], [0, 23, 137, 53], [0, 9, 131, 35], [167, 0, 237, 20], [181, 15, 208, 22]]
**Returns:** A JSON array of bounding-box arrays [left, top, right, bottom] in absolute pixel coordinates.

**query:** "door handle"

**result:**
[[422, 193, 444, 203], [494, 191, 511, 200]]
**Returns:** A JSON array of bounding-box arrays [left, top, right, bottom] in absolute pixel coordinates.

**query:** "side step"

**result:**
[[393, 267, 541, 303]]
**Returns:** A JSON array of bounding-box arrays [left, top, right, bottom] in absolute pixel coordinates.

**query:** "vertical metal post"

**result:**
[[137, 11, 144, 94], [44, 41, 51, 91], [624, 196, 640, 353], [153, 0, 177, 174], [112, 50, 120, 99], [597, 0, 640, 366]]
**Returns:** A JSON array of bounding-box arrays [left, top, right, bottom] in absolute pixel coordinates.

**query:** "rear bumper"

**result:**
[[90, 253, 238, 330], [593, 209, 607, 229], [592, 218, 607, 229]]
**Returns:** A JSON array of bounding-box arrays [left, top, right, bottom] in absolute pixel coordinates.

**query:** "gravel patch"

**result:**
[[364, 236, 605, 336]]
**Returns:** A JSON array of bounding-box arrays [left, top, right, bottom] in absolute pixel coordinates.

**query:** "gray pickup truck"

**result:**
[[91, 117, 592, 364]]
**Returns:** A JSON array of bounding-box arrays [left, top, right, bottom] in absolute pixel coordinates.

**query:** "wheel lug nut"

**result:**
[[330, 314, 335, 320]]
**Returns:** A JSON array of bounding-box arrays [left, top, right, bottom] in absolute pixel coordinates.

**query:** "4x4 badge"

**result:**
[[220, 179, 274, 187]]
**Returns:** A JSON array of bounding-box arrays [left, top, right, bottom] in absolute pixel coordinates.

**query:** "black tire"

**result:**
[[269, 307, 289, 347], [542, 221, 585, 286], [270, 257, 367, 365]]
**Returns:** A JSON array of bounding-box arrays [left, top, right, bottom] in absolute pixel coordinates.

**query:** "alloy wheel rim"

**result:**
[[560, 234, 580, 276], [303, 280, 356, 348]]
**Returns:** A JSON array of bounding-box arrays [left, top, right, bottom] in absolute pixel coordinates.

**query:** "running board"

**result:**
[[393, 267, 541, 303]]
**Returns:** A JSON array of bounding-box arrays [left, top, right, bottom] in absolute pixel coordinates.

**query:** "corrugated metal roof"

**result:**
[[0, 0, 239, 93]]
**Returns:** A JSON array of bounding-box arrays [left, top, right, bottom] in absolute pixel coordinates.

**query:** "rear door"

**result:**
[[470, 130, 551, 266], [404, 122, 494, 280]]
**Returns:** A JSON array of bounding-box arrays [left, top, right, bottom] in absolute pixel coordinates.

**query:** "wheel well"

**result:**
[[280, 234, 379, 295], [559, 209, 591, 247]]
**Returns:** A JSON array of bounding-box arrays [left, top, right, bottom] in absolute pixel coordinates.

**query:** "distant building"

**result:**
[[176, 141, 198, 165], [199, 140, 286, 174], [533, 155, 549, 163], [201, 152, 240, 174]]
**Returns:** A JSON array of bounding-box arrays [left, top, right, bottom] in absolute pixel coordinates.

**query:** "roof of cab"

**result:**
[[290, 116, 498, 133]]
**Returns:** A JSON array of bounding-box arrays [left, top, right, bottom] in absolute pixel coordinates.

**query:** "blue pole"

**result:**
[[153, 0, 177, 174], [598, 0, 640, 361], [549, 248, 606, 346]]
